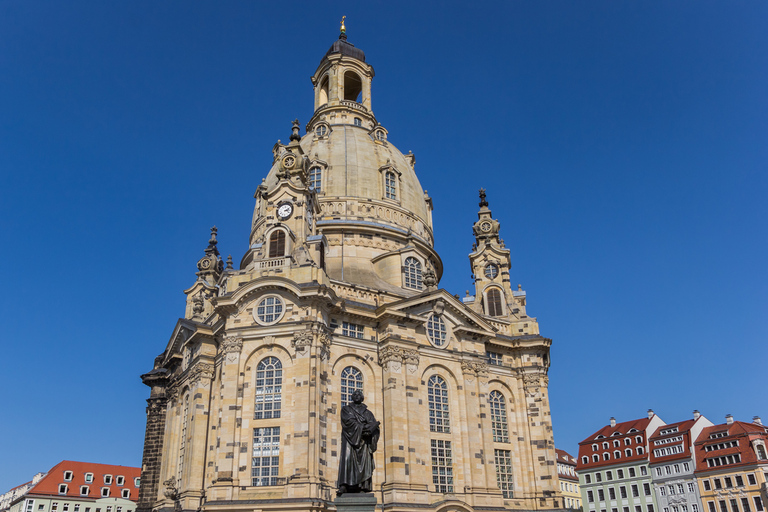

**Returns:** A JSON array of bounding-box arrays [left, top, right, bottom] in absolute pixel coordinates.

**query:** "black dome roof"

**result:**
[[323, 35, 365, 63]]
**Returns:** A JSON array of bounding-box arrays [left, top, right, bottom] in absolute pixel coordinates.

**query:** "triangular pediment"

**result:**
[[377, 288, 496, 336], [161, 318, 201, 364]]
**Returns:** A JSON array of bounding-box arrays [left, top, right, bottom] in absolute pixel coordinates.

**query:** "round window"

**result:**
[[426, 314, 447, 347], [315, 125, 327, 137], [253, 296, 285, 325], [484, 263, 499, 279]]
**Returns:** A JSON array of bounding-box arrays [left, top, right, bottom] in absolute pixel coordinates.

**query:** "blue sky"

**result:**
[[1, 1, 766, 492]]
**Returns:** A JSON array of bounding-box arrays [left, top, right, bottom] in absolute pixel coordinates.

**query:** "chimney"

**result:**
[[610, 417, 616, 427], [726, 414, 734, 425], [754, 416, 762, 426], [693, 410, 701, 420], [648, 409, 655, 419]]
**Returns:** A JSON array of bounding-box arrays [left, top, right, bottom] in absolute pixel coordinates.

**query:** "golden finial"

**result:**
[[340, 16, 346, 34]]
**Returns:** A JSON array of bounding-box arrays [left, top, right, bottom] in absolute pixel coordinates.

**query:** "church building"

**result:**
[[137, 25, 560, 512]]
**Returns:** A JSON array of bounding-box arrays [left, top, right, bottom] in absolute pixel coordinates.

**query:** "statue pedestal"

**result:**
[[334, 493, 377, 512]]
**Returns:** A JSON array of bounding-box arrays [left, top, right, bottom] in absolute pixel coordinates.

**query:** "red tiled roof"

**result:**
[[693, 421, 768, 473], [27, 461, 140, 501], [577, 417, 653, 470], [648, 419, 696, 464], [556, 448, 577, 465]]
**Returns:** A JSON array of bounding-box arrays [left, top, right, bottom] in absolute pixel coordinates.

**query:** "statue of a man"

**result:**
[[337, 390, 380, 495]]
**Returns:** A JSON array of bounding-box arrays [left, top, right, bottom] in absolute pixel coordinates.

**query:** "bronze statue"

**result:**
[[337, 390, 380, 495]]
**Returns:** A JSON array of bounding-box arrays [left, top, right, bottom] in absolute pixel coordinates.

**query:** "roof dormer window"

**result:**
[[63, 471, 73, 481], [58, 484, 68, 494], [103, 475, 112, 485], [116, 476, 124, 486], [84, 474, 93, 483]]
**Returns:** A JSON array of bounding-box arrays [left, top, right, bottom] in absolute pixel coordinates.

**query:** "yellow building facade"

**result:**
[[137, 28, 560, 512]]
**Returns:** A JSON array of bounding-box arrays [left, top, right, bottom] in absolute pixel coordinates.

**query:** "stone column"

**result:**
[[137, 370, 168, 512]]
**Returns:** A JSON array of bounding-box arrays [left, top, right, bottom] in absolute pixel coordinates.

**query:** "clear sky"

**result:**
[[1, 0, 766, 493]]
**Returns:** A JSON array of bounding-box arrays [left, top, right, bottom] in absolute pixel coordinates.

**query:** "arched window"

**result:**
[[268, 230, 286, 258], [426, 314, 447, 347], [255, 357, 282, 419], [340, 366, 363, 406], [343, 71, 362, 102], [636, 446, 644, 455], [613, 440, 621, 447], [756, 444, 767, 460], [582, 456, 588, 464], [385, 171, 397, 200], [404, 257, 422, 290], [592, 444, 598, 451], [614, 450, 621, 459], [428, 375, 450, 433], [309, 167, 322, 191], [625, 448, 632, 457], [488, 390, 509, 443], [178, 394, 189, 482], [486, 288, 504, 316], [318, 75, 329, 105], [592, 454, 599, 462]]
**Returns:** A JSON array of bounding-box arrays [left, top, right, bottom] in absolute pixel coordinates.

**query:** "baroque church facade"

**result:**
[[137, 28, 560, 512]]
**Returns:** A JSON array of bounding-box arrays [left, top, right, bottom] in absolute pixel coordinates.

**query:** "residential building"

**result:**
[[694, 416, 768, 512], [137, 24, 560, 512], [557, 449, 582, 510], [577, 412, 666, 512], [649, 411, 713, 512], [1, 474, 46, 512], [6, 462, 139, 512]]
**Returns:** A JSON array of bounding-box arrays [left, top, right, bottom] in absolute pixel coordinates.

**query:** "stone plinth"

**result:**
[[334, 493, 377, 512]]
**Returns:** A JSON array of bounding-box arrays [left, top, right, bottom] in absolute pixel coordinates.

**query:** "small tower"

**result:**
[[466, 189, 537, 334], [307, 18, 377, 133], [183, 227, 223, 320]]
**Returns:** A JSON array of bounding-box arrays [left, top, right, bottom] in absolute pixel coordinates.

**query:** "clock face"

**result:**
[[277, 202, 293, 220], [481, 221, 492, 232]]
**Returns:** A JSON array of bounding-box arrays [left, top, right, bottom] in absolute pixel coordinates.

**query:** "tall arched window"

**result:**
[[486, 288, 504, 316], [343, 71, 362, 102], [268, 231, 286, 258], [428, 375, 450, 433], [404, 257, 422, 290], [318, 75, 329, 105], [178, 394, 189, 482], [489, 390, 509, 443], [255, 357, 282, 419], [385, 171, 397, 199], [309, 167, 322, 191], [340, 366, 363, 406]]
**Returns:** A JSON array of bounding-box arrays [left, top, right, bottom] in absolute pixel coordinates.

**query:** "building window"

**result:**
[[583, 456, 589, 464], [487, 351, 503, 365], [486, 288, 504, 316], [485, 263, 499, 279], [625, 438, 632, 445], [614, 450, 621, 459], [340, 366, 364, 406], [603, 453, 610, 461], [252, 427, 280, 486], [607, 471, 613, 481], [268, 230, 286, 258], [52, 504, 58, 511], [63, 505, 69, 512], [684, 462, 690, 471], [735, 476, 744, 487], [116, 476, 124, 486], [403, 257, 422, 289], [678, 483, 685, 493], [354, 117, 362, 127], [179, 394, 189, 482], [25, 501, 34, 512], [693, 506, 699, 512], [598, 489, 605, 501], [74, 506, 79, 512], [748, 474, 757, 485], [593, 444, 599, 451], [58, 485, 67, 494], [494, 449, 514, 498], [629, 467, 636, 477], [255, 356, 282, 419], [732, 500, 740, 512], [488, 390, 509, 443], [704, 480, 711, 490], [309, 167, 322, 191], [101, 488, 109, 497], [80, 486, 89, 496], [754, 498, 764, 512], [431, 439, 454, 493], [342, 321, 365, 339], [85, 473, 93, 483], [618, 469, 624, 478], [741, 499, 751, 512], [632, 484, 639, 497], [643, 483, 651, 496], [426, 314, 447, 347], [593, 454, 600, 462], [604, 442, 610, 449], [121, 489, 130, 499], [719, 502, 728, 512], [385, 171, 397, 200], [609, 488, 616, 500], [255, 296, 284, 324], [715, 479, 722, 490], [688, 483, 695, 492], [134, 478, 140, 488], [428, 375, 450, 433], [641, 466, 647, 476], [596, 472, 602, 482], [621, 487, 627, 498], [637, 447, 644, 455], [64, 472, 73, 481], [587, 491, 594, 503], [585, 474, 592, 484]]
